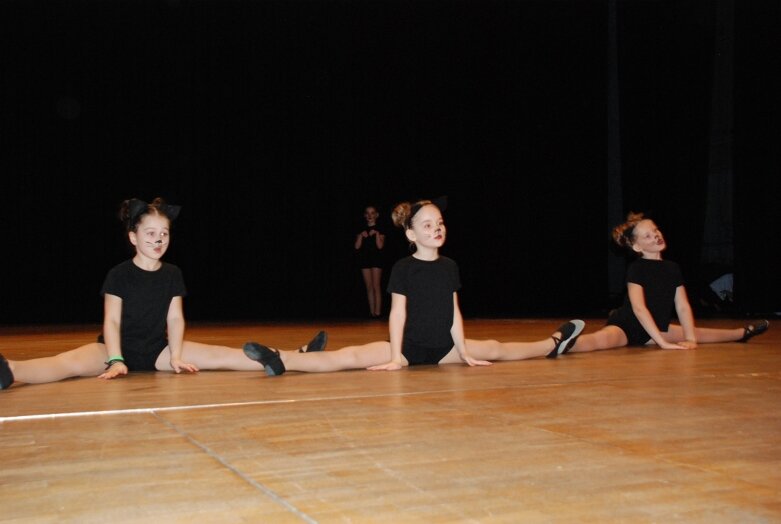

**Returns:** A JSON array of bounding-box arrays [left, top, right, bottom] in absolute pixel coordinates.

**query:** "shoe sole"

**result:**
[[243, 342, 285, 376], [549, 319, 585, 358]]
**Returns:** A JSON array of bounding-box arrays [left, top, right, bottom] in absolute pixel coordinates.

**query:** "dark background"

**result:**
[[1, 0, 779, 325]]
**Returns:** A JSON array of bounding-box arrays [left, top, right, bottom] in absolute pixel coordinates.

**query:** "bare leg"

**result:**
[[369, 267, 383, 317], [663, 325, 745, 344], [361, 268, 376, 316], [438, 323, 584, 363], [279, 341, 395, 372], [567, 326, 628, 353], [156, 341, 265, 371], [437, 338, 551, 363], [7, 343, 108, 384]]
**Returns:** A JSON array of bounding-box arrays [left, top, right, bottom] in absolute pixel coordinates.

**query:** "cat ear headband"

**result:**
[[128, 198, 182, 225], [408, 195, 448, 227]]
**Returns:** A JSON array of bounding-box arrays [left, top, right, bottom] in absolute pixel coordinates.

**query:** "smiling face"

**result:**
[[405, 204, 446, 255], [129, 213, 171, 263], [630, 219, 666, 259]]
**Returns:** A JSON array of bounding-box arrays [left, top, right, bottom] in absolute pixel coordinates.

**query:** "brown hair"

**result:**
[[611, 211, 646, 249], [119, 197, 179, 232], [391, 199, 434, 230]]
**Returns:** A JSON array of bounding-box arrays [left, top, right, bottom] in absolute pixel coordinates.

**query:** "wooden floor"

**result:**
[[1, 318, 779, 523]]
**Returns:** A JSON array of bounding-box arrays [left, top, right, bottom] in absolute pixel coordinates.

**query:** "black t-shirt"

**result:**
[[387, 255, 461, 348], [100, 259, 187, 357], [355, 224, 386, 268], [608, 258, 684, 337]]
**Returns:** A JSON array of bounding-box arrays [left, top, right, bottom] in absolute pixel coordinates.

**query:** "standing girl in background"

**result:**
[[0, 197, 325, 390], [565, 212, 768, 354], [244, 198, 584, 376], [354, 204, 386, 318]]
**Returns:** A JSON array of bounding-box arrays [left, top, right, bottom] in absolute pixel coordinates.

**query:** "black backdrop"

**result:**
[[1, 0, 778, 325]]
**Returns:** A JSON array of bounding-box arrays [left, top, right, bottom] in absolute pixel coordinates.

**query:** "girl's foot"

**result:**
[[739, 319, 769, 342], [546, 320, 585, 359], [299, 330, 328, 353], [243, 343, 286, 376], [0, 353, 14, 390]]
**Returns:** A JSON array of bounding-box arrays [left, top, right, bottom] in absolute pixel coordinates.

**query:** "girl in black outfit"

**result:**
[[0, 198, 325, 390], [354, 205, 386, 318], [566, 212, 768, 354], [244, 198, 584, 376]]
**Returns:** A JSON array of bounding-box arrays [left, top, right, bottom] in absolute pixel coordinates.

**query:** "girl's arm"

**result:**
[[451, 293, 491, 366], [355, 231, 366, 250], [673, 285, 698, 348], [628, 283, 686, 349], [369, 292, 406, 370], [98, 293, 128, 379], [375, 230, 385, 250], [388, 293, 406, 365], [166, 296, 198, 373]]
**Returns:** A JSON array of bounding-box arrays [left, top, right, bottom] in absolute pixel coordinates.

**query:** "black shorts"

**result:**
[[357, 252, 384, 269], [402, 343, 453, 366], [96, 334, 167, 371], [605, 312, 651, 347]]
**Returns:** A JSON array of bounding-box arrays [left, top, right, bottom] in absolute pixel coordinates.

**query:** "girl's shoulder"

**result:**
[[391, 255, 458, 269], [391, 255, 415, 267], [106, 259, 183, 277], [628, 258, 682, 280], [105, 258, 134, 275], [635, 258, 680, 268], [159, 261, 184, 276], [159, 260, 181, 269], [630, 257, 678, 266]]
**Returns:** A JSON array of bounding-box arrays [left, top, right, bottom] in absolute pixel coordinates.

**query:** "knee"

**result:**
[[476, 340, 501, 359], [341, 349, 362, 368]]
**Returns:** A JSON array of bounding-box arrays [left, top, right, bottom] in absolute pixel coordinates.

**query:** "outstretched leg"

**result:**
[[566, 325, 628, 353], [160, 331, 328, 371], [3, 343, 108, 385], [663, 319, 769, 344], [244, 340, 394, 375], [438, 320, 585, 363], [157, 341, 262, 371]]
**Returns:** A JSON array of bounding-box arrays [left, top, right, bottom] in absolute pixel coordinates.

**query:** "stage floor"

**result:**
[[1, 318, 779, 522]]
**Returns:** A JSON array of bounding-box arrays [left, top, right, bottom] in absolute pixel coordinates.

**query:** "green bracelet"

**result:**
[[105, 356, 125, 369]]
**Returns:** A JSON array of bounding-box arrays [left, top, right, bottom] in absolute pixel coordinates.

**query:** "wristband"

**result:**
[[105, 356, 126, 369]]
